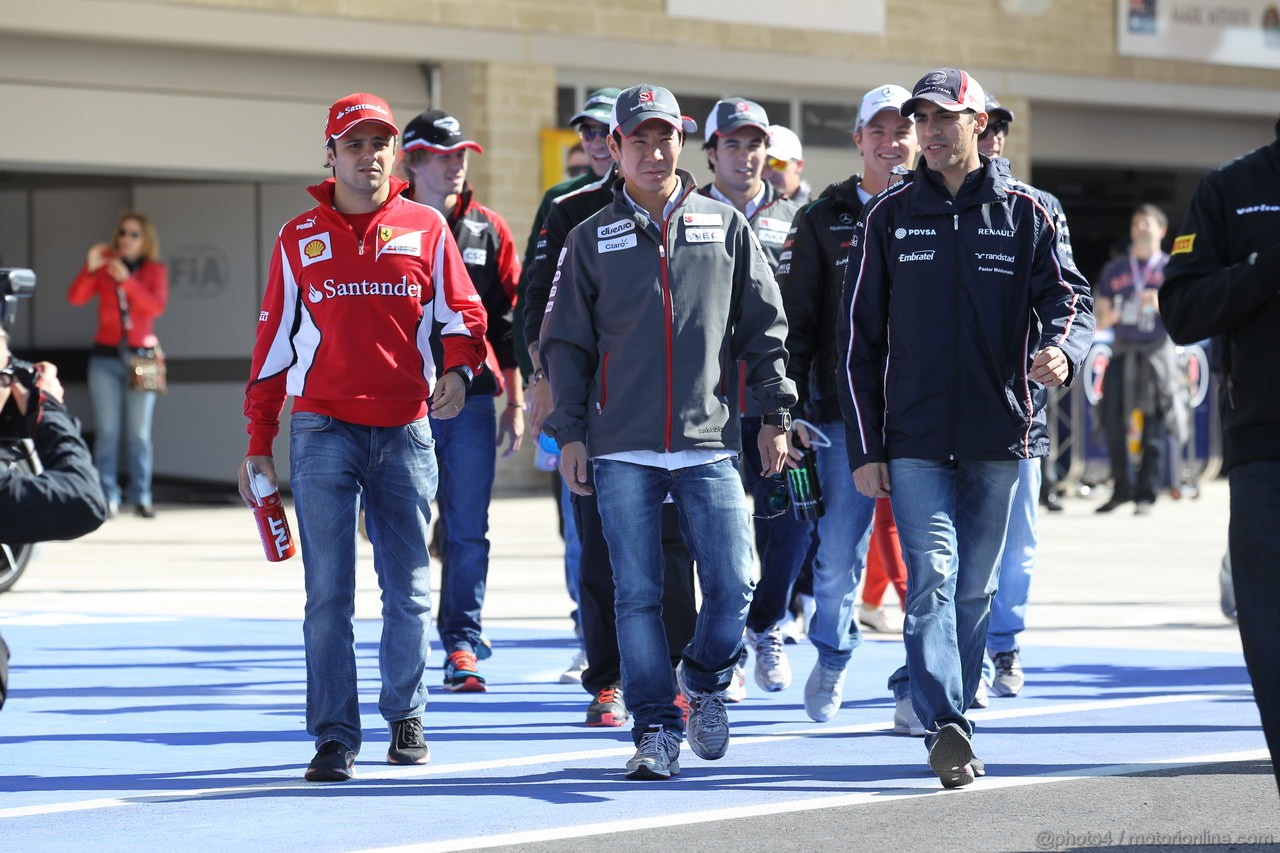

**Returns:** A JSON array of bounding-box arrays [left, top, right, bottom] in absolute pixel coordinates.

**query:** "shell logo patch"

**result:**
[[1171, 234, 1195, 255], [298, 232, 332, 267]]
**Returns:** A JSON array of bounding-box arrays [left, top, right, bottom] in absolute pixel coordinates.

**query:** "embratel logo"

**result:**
[[298, 232, 332, 268], [898, 250, 935, 263]]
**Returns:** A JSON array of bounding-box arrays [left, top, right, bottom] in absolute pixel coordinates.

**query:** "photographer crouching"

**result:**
[[0, 269, 109, 709]]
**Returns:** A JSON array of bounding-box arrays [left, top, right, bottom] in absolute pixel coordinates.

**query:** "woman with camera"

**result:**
[[68, 210, 168, 518]]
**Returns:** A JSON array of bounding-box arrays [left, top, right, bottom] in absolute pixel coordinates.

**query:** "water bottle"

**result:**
[[785, 447, 825, 521], [534, 432, 560, 472], [246, 459, 297, 562]]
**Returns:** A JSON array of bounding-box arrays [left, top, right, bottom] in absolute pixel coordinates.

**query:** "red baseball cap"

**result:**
[[325, 93, 398, 141]]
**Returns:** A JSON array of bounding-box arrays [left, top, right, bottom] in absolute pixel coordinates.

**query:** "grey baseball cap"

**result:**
[[609, 84, 698, 137], [704, 98, 770, 143]]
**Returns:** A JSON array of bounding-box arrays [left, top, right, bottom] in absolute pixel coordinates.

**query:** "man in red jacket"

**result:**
[[237, 93, 487, 783]]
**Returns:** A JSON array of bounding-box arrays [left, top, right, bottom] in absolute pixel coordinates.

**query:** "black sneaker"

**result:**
[[928, 724, 975, 789], [585, 683, 627, 727], [387, 717, 430, 765], [305, 740, 356, 782]]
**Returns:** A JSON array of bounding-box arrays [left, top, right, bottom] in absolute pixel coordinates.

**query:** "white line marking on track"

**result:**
[[359, 749, 1271, 853], [0, 690, 1255, 823]]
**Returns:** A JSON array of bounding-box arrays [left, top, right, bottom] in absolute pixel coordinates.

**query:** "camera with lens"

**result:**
[[0, 267, 40, 439], [1, 267, 35, 331]]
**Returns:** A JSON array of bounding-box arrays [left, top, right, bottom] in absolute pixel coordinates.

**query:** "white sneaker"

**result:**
[[971, 679, 990, 709], [857, 604, 903, 634], [724, 662, 748, 703], [803, 661, 847, 722], [892, 693, 926, 736], [559, 648, 588, 684], [746, 625, 792, 692]]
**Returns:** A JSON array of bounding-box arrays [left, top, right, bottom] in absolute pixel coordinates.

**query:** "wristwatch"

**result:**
[[446, 365, 475, 391], [762, 410, 792, 431]]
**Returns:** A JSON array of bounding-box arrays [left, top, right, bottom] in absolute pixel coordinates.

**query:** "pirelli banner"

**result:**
[[1118, 0, 1280, 69]]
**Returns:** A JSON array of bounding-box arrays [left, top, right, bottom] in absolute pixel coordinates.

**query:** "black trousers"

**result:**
[[573, 491, 697, 695]]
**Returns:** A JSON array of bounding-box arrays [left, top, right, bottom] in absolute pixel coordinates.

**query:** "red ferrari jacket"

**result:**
[[244, 178, 487, 457]]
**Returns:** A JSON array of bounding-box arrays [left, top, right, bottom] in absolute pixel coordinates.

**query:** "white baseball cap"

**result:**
[[765, 125, 803, 162], [856, 84, 913, 132]]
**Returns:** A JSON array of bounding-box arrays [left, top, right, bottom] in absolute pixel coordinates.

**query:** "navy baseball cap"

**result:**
[[983, 92, 1015, 124], [704, 98, 770, 143], [901, 68, 986, 117], [609, 84, 698, 137], [402, 109, 484, 154]]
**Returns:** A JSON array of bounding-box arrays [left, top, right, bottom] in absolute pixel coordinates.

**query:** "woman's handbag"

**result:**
[[128, 346, 168, 394]]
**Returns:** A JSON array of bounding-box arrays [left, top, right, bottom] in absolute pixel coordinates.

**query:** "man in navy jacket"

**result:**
[[838, 68, 1093, 788]]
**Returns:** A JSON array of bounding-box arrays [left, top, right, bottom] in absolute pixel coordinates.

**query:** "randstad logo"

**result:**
[[307, 276, 424, 304], [895, 228, 936, 239]]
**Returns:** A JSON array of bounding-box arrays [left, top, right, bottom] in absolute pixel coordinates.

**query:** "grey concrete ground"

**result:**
[[3, 477, 1278, 851]]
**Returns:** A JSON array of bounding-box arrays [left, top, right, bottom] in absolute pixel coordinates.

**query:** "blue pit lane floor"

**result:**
[[0, 613, 1265, 852]]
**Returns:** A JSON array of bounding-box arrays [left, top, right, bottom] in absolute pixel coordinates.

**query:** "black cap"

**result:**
[[402, 109, 484, 154], [704, 98, 770, 142], [984, 92, 1015, 124]]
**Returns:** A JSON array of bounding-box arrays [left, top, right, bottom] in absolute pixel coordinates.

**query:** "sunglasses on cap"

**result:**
[[578, 126, 609, 142], [766, 156, 792, 173]]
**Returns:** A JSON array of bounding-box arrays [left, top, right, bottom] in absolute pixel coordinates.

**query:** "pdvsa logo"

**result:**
[[895, 227, 936, 239]]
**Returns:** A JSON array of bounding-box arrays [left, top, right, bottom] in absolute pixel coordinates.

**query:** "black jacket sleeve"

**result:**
[[776, 201, 826, 414], [1161, 170, 1280, 345], [523, 201, 575, 349], [0, 397, 108, 543]]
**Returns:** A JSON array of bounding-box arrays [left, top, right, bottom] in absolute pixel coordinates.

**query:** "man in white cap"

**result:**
[[838, 68, 1093, 787], [541, 83, 795, 780], [764, 124, 810, 205], [239, 93, 488, 782], [776, 83, 918, 726]]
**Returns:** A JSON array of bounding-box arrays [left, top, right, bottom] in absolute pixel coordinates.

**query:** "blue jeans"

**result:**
[[889, 458, 1019, 738], [986, 457, 1041, 660], [87, 352, 157, 507], [1228, 460, 1280, 793], [561, 479, 582, 636], [432, 394, 496, 654], [741, 417, 817, 632], [810, 422, 875, 668], [593, 457, 753, 740], [290, 411, 438, 753]]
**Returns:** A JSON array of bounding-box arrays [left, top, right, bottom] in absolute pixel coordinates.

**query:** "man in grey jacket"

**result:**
[[540, 83, 796, 781]]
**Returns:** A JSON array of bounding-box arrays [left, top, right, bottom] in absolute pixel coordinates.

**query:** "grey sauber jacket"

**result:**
[[539, 169, 797, 457]]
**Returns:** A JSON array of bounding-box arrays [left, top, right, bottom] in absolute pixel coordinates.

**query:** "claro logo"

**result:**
[[307, 276, 424, 303]]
